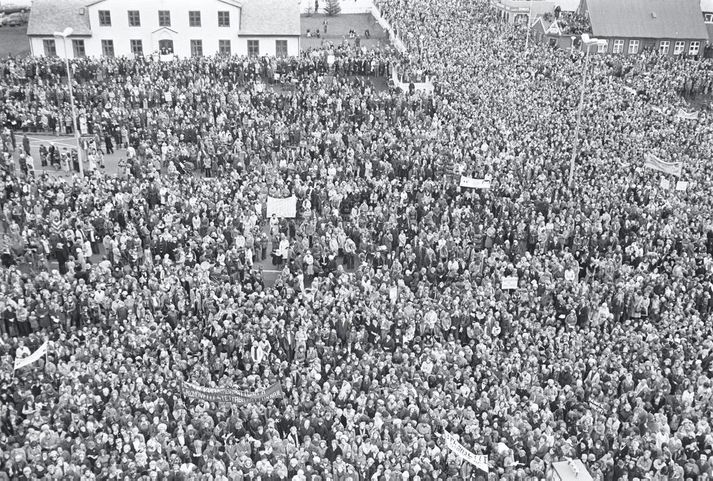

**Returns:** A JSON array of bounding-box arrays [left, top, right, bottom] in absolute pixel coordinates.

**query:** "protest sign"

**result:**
[[444, 432, 489, 472], [460, 176, 491, 189], [14, 340, 48, 371], [501, 276, 519, 290], [266, 196, 297, 218], [182, 381, 283, 405], [676, 181, 689, 192], [644, 153, 682, 177], [660, 177, 670, 190], [676, 109, 699, 120]]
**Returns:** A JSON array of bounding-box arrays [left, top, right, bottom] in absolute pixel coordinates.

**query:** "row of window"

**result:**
[[42, 38, 289, 57], [598, 39, 701, 56], [98, 10, 230, 28]]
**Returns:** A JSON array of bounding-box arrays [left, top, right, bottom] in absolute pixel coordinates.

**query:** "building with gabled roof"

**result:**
[[27, 0, 300, 59], [582, 0, 708, 56]]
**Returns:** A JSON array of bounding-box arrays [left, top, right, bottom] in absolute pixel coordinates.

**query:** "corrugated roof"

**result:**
[[240, 0, 300, 36], [587, 0, 708, 40], [27, 0, 92, 36]]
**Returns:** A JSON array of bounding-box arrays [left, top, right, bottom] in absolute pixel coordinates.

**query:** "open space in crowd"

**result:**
[[3, 0, 713, 480]]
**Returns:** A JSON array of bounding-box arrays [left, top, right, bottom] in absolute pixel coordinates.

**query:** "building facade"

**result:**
[[583, 0, 708, 56], [27, 0, 300, 59]]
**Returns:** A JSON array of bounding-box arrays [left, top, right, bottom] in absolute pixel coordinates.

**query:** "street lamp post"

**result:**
[[568, 34, 605, 188], [54, 27, 83, 177], [524, 0, 533, 49]]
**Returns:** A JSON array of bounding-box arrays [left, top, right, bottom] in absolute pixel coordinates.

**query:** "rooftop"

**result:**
[[27, 0, 92, 37], [586, 0, 708, 40]]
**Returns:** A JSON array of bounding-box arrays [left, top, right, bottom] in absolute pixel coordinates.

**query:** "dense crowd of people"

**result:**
[[2, 0, 713, 479]]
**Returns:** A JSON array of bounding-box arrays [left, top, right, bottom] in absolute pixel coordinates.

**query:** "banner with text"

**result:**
[[460, 176, 491, 189], [644, 153, 682, 177], [267, 196, 297, 219], [676, 109, 699, 120], [182, 381, 283, 405], [444, 432, 489, 472], [14, 340, 48, 371]]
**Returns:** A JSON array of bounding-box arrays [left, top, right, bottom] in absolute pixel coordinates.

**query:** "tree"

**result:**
[[324, 0, 341, 16]]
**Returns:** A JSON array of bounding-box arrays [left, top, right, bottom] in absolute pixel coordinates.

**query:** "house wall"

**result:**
[[235, 36, 300, 57], [597, 37, 705, 57], [86, 0, 241, 58], [30, 0, 242, 58]]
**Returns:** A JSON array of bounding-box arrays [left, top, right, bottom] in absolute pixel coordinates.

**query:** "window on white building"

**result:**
[[128, 10, 140, 27], [72, 39, 86, 58], [158, 10, 171, 27], [190, 39, 203, 57], [189, 11, 201, 27], [276, 40, 288, 58], [705, 13, 713, 23], [248, 39, 259, 57], [219, 40, 231, 55], [218, 11, 230, 27], [689, 41, 701, 56], [659, 41, 670, 55], [130, 39, 143, 56], [43, 39, 56, 56], [98, 10, 111, 26], [597, 40, 608, 53], [612, 39, 624, 54], [628, 40, 639, 54], [101, 39, 114, 57], [673, 41, 685, 55]]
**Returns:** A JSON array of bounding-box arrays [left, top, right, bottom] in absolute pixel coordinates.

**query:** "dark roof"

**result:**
[[240, 0, 300, 36], [586, 0, 708, 40], [27, 0, 92, 36]]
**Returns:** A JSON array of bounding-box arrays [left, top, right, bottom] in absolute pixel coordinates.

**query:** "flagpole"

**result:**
[[524, 0, 533, 50]]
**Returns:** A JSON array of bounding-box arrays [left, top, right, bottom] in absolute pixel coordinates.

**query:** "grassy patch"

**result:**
[[0, 25, 30, 58], [300, 13, 389, 51]]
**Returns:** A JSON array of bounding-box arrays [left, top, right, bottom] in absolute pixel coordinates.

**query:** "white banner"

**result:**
[[676, 108, 699, 120], [676, 181, 689, 192], [460, 176, 491, 189], [266, 196, 297, 218], [502, 276, 519, 290], [14, 340, 48, 371], [444, 432, 489, 472], [644, 153, 682, 177]]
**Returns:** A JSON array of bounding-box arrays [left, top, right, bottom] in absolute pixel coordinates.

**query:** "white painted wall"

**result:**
[[30, 0, 301, 59], [27, 0, 235, 58], [86, 0, 241, 58], [235, 36, 300, 56]]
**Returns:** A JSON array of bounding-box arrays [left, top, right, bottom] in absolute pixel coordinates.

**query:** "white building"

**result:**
[[27, 0, 301, 59]]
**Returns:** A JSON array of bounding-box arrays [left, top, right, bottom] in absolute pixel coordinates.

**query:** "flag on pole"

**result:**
[[14, 340, 48, 371], [644, 153, 682, 177]]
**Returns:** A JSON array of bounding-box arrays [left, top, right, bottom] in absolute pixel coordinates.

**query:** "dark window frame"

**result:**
[[158, 10, 171, 27], [218, 10, 230, 27], [189, 11, 201, 27], [128, 10, 141, 27], [98, 10, 111, 26], [101, 39, 115, 57]]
